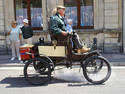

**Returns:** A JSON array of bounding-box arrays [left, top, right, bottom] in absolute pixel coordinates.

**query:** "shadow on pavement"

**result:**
[[0, 76, 104, 88], [0, 77, 35, 88]]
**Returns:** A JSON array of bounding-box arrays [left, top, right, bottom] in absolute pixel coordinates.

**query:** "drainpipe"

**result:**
[[122, 0, 124, 53], [46, 0, 48, 30]]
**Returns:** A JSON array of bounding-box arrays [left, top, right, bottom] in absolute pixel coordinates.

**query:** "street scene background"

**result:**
[[0, 0, 125, 94]]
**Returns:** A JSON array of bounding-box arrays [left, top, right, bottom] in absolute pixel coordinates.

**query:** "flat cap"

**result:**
[[57, 5, 66, 10]]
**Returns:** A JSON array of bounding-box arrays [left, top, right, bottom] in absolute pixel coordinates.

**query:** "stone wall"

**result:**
[[123, 0, 125, 53], [1, 0, 121, 31], [104, 0, 119, 29], [0, 0, 4, 33], [4, 0, 15, 31], [94, 0, 119, 29], [0, 0, 122, 53], [94, 0, 104, 29], [2, 0, 120, 31], [0, 0, 5, 47], [0, 0, 15, 47]]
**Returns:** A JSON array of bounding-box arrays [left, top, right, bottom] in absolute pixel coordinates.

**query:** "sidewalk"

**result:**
[[102, 53, 125, 66], [0, 53, 125, 67], [0, 55, 24, 67]]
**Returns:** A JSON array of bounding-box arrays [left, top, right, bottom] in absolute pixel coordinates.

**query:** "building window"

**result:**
[[64, 0, 94, 29], [14, 0, 42, 30]]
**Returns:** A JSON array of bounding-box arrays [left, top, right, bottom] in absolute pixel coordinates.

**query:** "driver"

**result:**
[[50, 6, 90, 53]]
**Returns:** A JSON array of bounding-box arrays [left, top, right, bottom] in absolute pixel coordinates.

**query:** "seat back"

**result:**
[[48, 28, 68, 46]]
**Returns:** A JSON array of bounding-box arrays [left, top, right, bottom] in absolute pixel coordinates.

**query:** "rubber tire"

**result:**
[[24, 58, 51, 85], [82, 56, 111, 84]]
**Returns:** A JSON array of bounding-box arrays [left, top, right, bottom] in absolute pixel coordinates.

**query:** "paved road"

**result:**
[[0, 67, 125, 94]]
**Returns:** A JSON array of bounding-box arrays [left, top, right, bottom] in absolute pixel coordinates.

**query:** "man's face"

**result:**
[[23, 22, 27, 26], [69, 21, 72, 25], [58, 9, 65, 16]]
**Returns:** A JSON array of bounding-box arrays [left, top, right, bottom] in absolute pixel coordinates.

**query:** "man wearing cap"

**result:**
[[21, 19, 33, 44], [50, 6, 90, 53], [49, 6, 69, 46]]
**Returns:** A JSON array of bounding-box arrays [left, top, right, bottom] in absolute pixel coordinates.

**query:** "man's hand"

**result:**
[[61, 31, 68, 36]]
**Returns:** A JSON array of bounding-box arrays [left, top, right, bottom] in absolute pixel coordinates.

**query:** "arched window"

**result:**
[[14, 0, 43, 30], [64, 0, 94, 29]]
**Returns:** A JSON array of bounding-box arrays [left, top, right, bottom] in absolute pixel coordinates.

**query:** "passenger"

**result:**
[[66, 19, 73, 33]]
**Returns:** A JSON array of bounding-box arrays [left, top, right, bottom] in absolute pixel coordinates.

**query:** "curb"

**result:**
[[0, 62, 125, 68], [0, 64, 25, 67]]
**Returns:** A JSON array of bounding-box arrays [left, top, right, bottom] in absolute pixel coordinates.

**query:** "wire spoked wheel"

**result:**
[[24, 58, 51, 85], [82, 56, 111, 84], [86, 59, 103, 74]]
